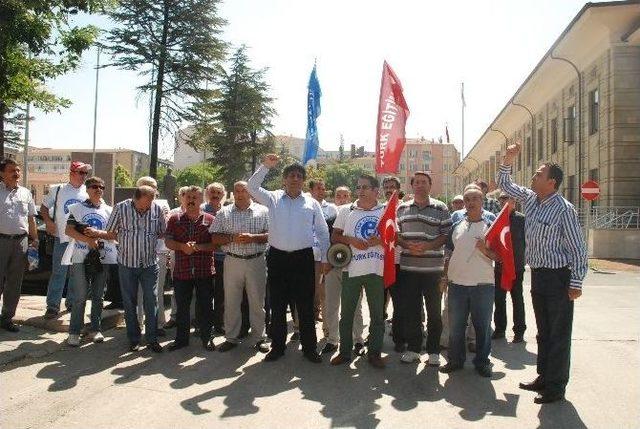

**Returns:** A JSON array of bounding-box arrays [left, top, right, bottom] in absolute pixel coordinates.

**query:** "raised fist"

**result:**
[[263, 154, 279, 169]]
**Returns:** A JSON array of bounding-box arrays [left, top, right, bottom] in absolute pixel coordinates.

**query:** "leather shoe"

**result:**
[[218, 341, 237, 352], [330, 354, 351, 366], [491, 331, 505, 340], [147, 342, 163, 353], [439, 363, 463, 374], [1, 320, 20, 332], [534, 392, 564, 404], [129, 343, 140, 352], [519, 377, 545, 392], [168, 342, 187, 352], [367, 353, 386, 369], [321, 343, 337, 354], [303, 351, 322, 364], [264, 349, 284, 362]]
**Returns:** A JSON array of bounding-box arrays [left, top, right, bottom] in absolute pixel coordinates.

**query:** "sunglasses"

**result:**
[[89, 185, 105, 190]]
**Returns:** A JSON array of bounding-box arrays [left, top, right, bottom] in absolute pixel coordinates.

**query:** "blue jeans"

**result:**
[[45, 238, 72, 311], [118, 264, 159, 344], [448, 283, 494, 368], [69, 263, 108, 335]]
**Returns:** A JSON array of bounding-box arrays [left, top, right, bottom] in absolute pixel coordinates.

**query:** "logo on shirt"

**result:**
[[354, 216, 380, 240], [64, 198, 83, 214], [81, 212, 106, 229]]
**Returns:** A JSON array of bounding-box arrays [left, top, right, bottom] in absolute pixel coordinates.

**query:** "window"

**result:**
[[567, 175, 576, 204], [564, 105, 576, 144], [526, 136, 531, 166], [589, 89, 599, 135], [537, 128, 544, 160], [551, 118, 558, 154]]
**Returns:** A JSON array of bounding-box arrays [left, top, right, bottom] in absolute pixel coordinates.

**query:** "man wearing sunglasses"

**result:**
[[41, 161, 90, 319], [63, 177, 117, 346]]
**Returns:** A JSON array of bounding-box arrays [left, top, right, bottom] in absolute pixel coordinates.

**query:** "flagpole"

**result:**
[[461, 82, 465, 159]]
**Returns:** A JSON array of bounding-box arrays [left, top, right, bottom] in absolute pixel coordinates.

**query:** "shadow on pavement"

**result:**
[[537, 399, 587, 429]]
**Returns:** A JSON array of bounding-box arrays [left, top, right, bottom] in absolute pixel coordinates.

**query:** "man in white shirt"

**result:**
[[41, 161, 90, 319], [330, 174, 386, 369], [0, 158, 38, 332]]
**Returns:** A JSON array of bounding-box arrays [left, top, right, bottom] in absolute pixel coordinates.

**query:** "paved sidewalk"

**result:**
[[1, 269, 638, 428]]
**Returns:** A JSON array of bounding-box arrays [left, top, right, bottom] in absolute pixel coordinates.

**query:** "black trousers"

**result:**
[[531, 267, 574, 395], [398, 270, 443, 354], [494, 267, 526, 335], [174, 277, 214, 345], [389, 265, 404, 345], [267, 247, 316, 354]]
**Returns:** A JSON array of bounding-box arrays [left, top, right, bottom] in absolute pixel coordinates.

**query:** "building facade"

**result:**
[[454, 1, 640, 209]]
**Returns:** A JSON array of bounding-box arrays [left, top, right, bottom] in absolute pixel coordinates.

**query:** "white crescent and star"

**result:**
[[499, 226, 510, 248], [385, 219, 397, 250]]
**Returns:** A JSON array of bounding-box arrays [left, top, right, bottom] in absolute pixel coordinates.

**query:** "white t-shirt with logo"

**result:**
[[42, 183, 89, 243], [65, 201, 118, 265], [333, 202, 385, 278]]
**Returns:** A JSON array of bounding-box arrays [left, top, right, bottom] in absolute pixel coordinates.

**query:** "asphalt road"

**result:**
[[1, 268, 638, 429]]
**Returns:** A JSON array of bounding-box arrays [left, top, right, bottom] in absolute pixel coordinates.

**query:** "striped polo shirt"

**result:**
[[397, 197, 452, 273], [497, 164, 588, 289], [105, 199, 167, 268]]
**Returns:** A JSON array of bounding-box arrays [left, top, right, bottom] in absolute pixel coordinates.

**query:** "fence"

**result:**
[[577, 206, 640, 229]]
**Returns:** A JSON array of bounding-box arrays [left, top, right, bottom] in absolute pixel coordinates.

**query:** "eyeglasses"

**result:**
[[88, 185, 105, 190], [355, 185, 372, 190]]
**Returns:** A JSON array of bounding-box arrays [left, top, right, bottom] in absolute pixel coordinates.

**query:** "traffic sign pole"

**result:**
[[581, 180, 600, 256]]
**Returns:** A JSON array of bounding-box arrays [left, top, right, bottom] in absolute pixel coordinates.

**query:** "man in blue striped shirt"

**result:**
[[498, 143, 588, 404]]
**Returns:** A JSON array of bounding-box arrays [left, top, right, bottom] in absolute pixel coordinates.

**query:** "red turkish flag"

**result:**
[[377, 191, 399, 288], [375, 61, 410, 174], [484, 205, 516, 291]]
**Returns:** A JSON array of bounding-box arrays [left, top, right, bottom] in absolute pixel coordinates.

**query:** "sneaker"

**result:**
[[400, 351, 421, 363], [67, 334, 81, 347], [43, 308, 59, 319], [90, 332, 104, 343], [321, 343, 337, 354], [428, 353, 441, 366]]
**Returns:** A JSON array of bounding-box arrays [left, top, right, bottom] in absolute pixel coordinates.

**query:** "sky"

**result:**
[[26, 0, 595, 161]]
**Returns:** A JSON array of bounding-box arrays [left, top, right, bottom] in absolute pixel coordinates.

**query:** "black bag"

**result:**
[[84, 249, 104, 278], [44, 185, 61, 256]]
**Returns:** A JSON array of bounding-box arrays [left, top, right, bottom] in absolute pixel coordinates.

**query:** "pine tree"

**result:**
[[104, 0, 226, 177]]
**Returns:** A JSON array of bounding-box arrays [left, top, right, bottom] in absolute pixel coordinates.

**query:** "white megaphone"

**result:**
[[326, 243, 352, 268]]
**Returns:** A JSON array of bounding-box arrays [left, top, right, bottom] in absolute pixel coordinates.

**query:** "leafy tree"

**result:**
[[114, 163, 134, 187], [323, 162, 368, 193], [0, 0, 110, 157], [104, 0, 227, 178], [176, 162, 222, 188], [262, 144, 297, 191], [196, 46, 275, 187], [136, 166, 168, 190]]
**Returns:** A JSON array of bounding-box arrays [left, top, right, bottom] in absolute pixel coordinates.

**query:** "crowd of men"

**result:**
[[0, 141, 588, 404]]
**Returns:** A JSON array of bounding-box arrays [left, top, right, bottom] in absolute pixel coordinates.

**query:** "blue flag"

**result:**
[[302, 65, 321, 165]]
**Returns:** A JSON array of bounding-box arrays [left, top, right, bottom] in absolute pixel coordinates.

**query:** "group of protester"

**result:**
[[0, 141, 588, 404]]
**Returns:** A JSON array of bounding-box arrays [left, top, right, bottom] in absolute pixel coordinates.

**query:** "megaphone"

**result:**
[[327, 243, 352, 268]]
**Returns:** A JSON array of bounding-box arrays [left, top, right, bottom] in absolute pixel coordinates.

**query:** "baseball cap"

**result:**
[[70, 161, 92, 172]]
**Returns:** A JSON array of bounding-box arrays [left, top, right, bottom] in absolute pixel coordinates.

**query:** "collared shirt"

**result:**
[[201, 202, 226, 261], [209, 202, 269, 256], [105, 199, 166, 268], [166, 211, 214, 280], [497, 164, 588, 289], [247, 165, 330, 262], [483, 197, 501, 215], [397, 197, 452, 272], [0, 182, 36, 235]]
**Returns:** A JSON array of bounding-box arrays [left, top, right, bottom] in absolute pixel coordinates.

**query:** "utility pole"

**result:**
[[91, 46, 101, 168]]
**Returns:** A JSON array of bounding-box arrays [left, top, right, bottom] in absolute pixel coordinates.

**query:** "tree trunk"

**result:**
[[149, 0, 170, 179], [0, 101, 6, 159]]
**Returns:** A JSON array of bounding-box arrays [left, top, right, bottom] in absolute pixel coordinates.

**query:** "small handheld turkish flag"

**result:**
[[485, 204, 516, 291], [377, 191, 399, 288]]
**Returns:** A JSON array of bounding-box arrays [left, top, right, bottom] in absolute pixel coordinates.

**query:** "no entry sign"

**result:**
[[581, 180, 600, 201]]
